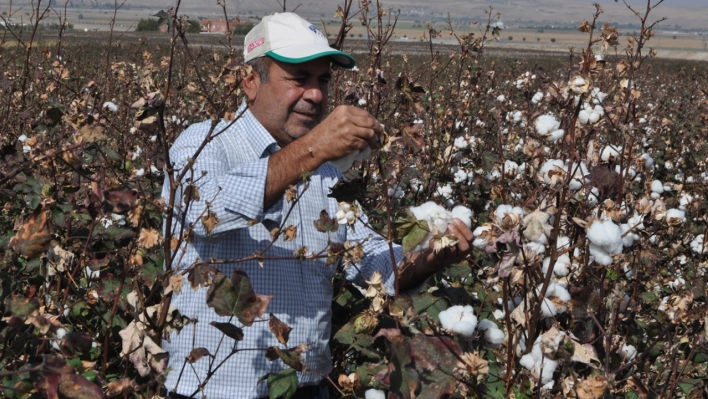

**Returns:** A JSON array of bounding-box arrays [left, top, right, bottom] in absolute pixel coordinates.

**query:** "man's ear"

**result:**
[[242, 68, 261, 102]]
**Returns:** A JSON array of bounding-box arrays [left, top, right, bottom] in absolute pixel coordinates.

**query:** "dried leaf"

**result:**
[[138, 228, 162, 249], [105, 378, 133, 397], [188, 347, 211, 363], [206, 268, 272, 326], [576, 375, 608, 399], [201, 211, 220, 235], [102, 190, 139, 215], [265, 343, 308, 372], [9, 204, 52, 258], [268, 313, 293, 346], [285, 185, 298, 202], [210, 321, 245, 341], [314, 209, 338, 233], [282, 225, 297, 242]]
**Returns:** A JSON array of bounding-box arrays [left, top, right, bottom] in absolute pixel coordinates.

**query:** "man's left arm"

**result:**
[[346, 216, 474, 295], [397, 218, 475, 292]]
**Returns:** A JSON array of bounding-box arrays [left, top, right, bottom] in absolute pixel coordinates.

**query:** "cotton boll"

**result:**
[[331, 146, 372, 172], [666, 208, 686, 224], [477, 319, 498, 331], [546, 129, 565, 142], [621, 344, 637, 361], [539, 159, 566, 185], [365, 389, 386, 399], [484, 327, 506, 346], [532, 91, 544, 105], [588, 242, 613, 265], [453, 169, 468, 184], [519, 353, 536, 370], [454, 136, 469, 149], [536, 357, 559, 385], [588, 110, 600, 124], [578, 109, 590, 125], [650, 180, 664, 197], [691, 234, 708, 254], [451, 205, 474, 229], [102, 101, 118, 112], [495, 204, 524, 226], [535, 114, 561, 136], [620, 224, 640, 247], [600, 145, 622, 162], [542, 254, 571, 277], [640, 153, 654, 170], [587, 220, 624, 256], [473, 225, 493, 248], [524, 242, 546, 256], [435, 184, 453, 200], [439, 305, 478, 337], [539, 298, 558, 317]]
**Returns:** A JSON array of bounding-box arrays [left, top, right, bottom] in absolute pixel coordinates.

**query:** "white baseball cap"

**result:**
[[244, 12, 356, 69]]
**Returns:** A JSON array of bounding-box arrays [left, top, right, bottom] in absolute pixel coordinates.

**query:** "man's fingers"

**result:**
[[451, 219, 474, 242], [447, 223, 471, 253]]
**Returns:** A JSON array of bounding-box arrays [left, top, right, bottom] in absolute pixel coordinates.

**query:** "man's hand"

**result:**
[[303, 105, 383, 163], [398, 218, 475, 292]]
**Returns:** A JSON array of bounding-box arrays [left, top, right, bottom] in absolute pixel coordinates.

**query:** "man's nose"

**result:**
[[302, 83, 324, 103]]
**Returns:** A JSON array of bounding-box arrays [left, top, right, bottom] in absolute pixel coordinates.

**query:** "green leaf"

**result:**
[[375, 329, 419, 399], [4, 294, 40, 318], [640, 292, 657, 303], [260, 368, 298, 399], [206, 268, 272, 326], [402, 221, 429, 253]]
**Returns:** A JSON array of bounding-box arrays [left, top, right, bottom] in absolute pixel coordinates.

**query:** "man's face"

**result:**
[[247, 57, 332, 146]]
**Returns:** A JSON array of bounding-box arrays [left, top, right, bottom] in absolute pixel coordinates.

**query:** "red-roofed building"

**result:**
[[199, 18, 249, 33]]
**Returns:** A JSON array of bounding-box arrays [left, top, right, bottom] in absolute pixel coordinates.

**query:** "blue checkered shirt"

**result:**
[[161, 106, 402, 399]]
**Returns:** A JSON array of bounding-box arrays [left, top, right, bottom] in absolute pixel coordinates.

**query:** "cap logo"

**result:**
[[247, 37, 265, 53], [308, 25, 325, 39]]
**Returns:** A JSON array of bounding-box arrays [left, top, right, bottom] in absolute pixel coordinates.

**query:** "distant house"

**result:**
[[199, 18, 248, 33]]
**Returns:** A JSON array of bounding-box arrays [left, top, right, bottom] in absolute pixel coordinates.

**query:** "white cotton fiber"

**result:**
[[600, 145, 622, 162], [542, 255, 571, 277], [621, 344, 637, 361], [473, 225, 492, 249], [365, 389, 386, 399], [691, 234, 707, 254], [620, 224, 640, 247], [519, 353, 536, 370], [587, 220, 624, 260], [540, 298, 558, 317], [438, 305, 478, 337], [666, 208, 686, 223], [588, 242, 613, 266], [451, 205, 474, 229], [331, 146, 372, 172]]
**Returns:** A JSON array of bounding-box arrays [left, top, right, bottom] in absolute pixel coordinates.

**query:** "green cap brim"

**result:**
[[266, 50, 356, 69]]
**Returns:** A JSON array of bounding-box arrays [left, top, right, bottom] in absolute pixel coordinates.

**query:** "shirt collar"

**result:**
[[236, 103, 281, 158]]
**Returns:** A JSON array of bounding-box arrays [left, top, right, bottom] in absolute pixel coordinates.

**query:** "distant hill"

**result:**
[[1, 0, 706, 30]]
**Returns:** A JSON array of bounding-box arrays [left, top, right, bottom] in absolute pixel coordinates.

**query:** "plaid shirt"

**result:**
[[162, 106, 402, 399]]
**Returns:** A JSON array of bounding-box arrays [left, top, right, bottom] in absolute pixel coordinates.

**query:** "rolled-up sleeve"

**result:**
[[166, 122, 282, 239]]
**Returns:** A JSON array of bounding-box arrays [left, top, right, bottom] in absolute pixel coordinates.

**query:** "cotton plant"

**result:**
[[518, 331, 564, 389], [408, 201, 473, 253], [534, 114, 564, 143]]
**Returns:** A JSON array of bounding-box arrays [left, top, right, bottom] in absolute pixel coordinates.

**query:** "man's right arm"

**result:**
[[263, 105, 383, 209]]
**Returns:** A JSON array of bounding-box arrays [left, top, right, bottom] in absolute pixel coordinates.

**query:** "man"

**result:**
[[162, 12, 474, 399]]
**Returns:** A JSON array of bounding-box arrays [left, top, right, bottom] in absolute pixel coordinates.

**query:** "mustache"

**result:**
[[292, 102, 321, 116]]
